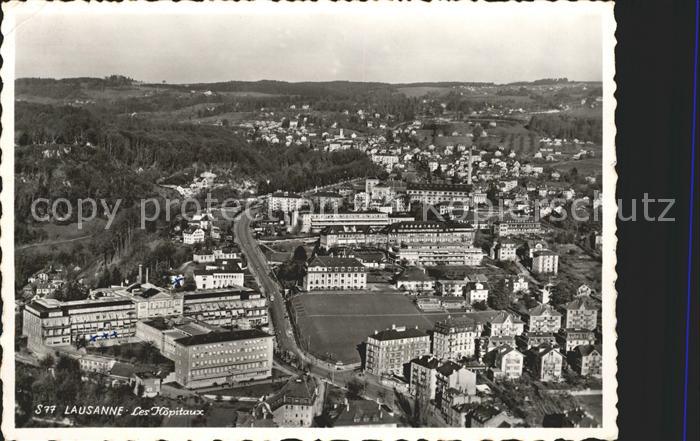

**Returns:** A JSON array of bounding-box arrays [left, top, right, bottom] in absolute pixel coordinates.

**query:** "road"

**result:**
[[234, 209, 299, 357], [16, 234, 94, 251], [233, 207, 401, 406]]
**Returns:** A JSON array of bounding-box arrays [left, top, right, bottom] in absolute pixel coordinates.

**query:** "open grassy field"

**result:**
[[574, 393, 603, 423], [549, 157, 602, 176], [396, 86, 455, 98], [553, 244, 602, 292], [290, 293, 499, 364]]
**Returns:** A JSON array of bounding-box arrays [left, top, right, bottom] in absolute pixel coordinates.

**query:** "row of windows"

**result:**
[[192, 361, 267, 377], [193, 353, 267, 366], [193, 345, 269, 357]]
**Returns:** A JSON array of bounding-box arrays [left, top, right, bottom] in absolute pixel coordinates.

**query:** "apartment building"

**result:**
[[172, 329, 274, 388], [303, 256, 367, 291], [435, 361, 478, 415], [525, 304, 563, 333], [409, 355, 441, 400], [267, 375, 324, 427], [309, 191, 344, 211], [433, 317, 481, 360], [529, 344, 564, 382], [531, 250, 559, 274], [365, 325, 430, 377], [558, 329, 597, 353], [572, 345, 603, 377], [489, 345, 524, 380], [491, 239, 518, 261], [269, 191, 307, 213], [564, 296, 599, 330], [486, 311, 525, 337]]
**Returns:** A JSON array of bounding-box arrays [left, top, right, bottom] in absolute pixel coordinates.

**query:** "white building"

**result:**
[[269, 191, 307, 213], [303, 256, 367, 291], [194, 266, 245, 290], [183, 227, 206, 245]]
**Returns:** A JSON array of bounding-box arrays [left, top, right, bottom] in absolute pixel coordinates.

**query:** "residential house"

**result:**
[[489, 345, 524, 380], [571, 345, 603, 377], [394, 266, 435, 294], [564, 296, 598, 331], [529, 344, 564, 382], [465, 282, 489, 305]]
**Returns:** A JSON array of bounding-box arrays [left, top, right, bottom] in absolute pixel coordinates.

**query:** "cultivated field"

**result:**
[[290, 293, 499, 364]]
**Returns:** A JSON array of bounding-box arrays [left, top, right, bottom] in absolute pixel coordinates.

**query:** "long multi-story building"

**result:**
[[172, 329, 274, 388], [23, 297, 137, 348], [433, 317, 481, 360], [384, 221, 476, 246], [303, 256, 367, 291], [493, 218, 542, 237], [23, 285, 269, 349], [319, 225, 387, 250], [182, 288, 268, 328], [395, 242, 483, 266], [365, 325, 430, 377], [319, 220, 474, 251], [297, 210, 397, 233], [406, 182, 473, 205]]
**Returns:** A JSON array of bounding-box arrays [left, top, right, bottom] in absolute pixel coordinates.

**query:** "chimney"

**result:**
[[138, 264, 143, 283], [145, 267, 149, 283]]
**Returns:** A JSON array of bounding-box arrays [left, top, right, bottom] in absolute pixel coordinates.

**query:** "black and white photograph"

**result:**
[[1, 2, 619, 439]]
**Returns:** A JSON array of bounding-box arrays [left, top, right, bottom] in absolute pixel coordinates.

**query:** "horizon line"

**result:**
[[15, 76, 604, 87]]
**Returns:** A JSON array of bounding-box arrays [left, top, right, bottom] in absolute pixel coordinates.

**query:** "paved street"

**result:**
[[233, 207, 400, 406]]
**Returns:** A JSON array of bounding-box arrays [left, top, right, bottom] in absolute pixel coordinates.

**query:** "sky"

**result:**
[[11, 3, 605, 84]]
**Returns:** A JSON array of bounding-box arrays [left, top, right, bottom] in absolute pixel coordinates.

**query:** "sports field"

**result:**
[[290, 293, 499, 364]]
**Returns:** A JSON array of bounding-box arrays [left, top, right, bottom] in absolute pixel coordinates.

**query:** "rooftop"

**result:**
[[369, 326, 428, 341], [308, 256, 365, 269], [174, 329, 272, 347]]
